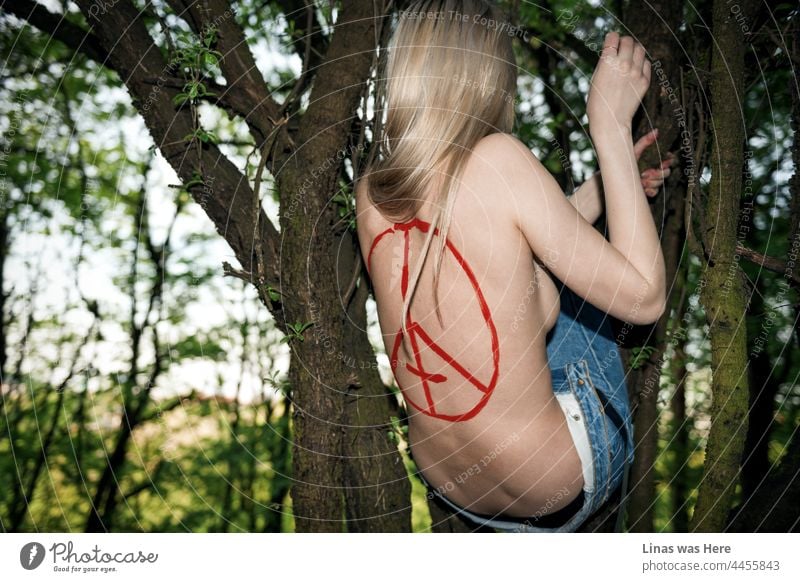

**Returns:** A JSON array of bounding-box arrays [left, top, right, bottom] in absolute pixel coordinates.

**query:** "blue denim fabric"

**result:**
[[418, 283, 635, 533]]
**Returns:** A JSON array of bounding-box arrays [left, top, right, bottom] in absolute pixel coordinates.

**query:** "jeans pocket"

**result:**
[[572, 359, 613, 505], [586, 362, 635, 463], [581, 359, 633, 501]]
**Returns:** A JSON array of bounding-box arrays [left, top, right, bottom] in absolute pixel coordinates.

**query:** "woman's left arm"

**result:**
[[567, 128, 676, 224]]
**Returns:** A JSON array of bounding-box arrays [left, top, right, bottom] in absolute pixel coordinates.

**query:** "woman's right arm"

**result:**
[[478, 34, 666, 324]]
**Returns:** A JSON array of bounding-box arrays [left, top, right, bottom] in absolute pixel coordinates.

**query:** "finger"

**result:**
[[642, 171, 671, 185], [642, 173, 662, 184], [601, 31, 620, 59], [632, 41, 646, 70], [643, 167, 672, 180], [643, 58, 651, 81], [633, 128, 659, 158], [617, 35, 634, 64]]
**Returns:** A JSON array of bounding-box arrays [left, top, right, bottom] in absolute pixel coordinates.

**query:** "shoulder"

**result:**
[[470, 132, 547, 181], [473, 131, 528, 154], [468, 133, 553, 213], [472, 132, 537, 160]]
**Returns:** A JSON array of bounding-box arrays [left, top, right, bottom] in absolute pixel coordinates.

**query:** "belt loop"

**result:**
[[562, 361, 573, 390], [571, 359, 590, 386]]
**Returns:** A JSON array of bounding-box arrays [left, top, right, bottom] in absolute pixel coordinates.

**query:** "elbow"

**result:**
[[639, 293, 667, 325], [630, 271, 667, 324]]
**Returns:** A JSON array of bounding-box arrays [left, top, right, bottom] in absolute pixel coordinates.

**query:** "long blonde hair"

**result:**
[[363, 0, 517, 340]]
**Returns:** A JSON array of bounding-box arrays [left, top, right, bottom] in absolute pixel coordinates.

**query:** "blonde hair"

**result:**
[[363, 0, 517, 341]]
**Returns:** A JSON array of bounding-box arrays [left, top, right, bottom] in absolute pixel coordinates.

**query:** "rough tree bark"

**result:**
[[689, 0, 755, 532], [270, 1, 411, 532]]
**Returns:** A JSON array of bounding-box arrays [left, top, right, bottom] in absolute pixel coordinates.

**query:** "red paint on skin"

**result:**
[[367, 217, 500, 422]]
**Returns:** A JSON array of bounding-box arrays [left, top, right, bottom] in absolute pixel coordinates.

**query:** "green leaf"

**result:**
[[266, 287, 281, 302]]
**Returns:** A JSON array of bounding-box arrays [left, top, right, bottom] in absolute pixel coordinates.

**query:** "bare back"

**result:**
[[355, 137, 584, 517]]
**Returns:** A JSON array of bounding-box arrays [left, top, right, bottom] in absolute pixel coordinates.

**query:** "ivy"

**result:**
[[630, 345, 658, 370]]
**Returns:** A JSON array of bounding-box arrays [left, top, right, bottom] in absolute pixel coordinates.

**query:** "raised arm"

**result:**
[[476, 31, 667, 325], [480, 132, 665, 325], [586, 32, 666, 319]]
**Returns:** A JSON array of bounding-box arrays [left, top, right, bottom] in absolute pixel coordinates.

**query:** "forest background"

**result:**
[[1, 0, 798, 533]]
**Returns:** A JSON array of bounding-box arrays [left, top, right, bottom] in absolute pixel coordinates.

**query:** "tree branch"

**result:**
[[272, 0, 330, 106], [1, 0, 107, 63], [68, 0, 284, 321], [736, 243, 800, 285]]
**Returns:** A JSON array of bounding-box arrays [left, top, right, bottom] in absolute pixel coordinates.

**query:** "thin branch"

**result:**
[[735, 243, 800, 285], [342, 245, 362, 308], [66, 0, 282, 297], [278, 0, 329, 115]]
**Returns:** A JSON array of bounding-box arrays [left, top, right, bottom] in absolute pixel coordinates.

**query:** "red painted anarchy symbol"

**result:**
[[367, 217, 500, 422]]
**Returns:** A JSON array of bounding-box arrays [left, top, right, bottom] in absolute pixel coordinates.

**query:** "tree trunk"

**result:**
[[341, 264, 412, 531], [669, 293, 690, 533], [727, 428, 800, 532], [86, 187, 165, 532], [274, 1, 410, 532], [689, 0, 755, 532], [616, 0, 686, 533], [8, 387, 66, 531]]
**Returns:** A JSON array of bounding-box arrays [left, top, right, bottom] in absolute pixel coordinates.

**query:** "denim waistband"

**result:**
[[425, 477, 587, 529]]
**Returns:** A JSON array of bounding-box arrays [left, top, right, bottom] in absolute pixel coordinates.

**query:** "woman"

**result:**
[[354, 0, 672, 532]]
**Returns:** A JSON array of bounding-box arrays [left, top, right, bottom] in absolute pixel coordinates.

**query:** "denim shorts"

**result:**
[[417, 283, 635, 533]]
